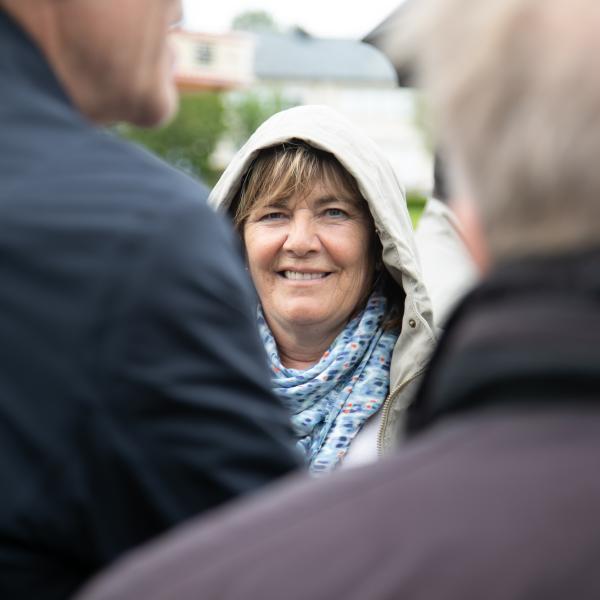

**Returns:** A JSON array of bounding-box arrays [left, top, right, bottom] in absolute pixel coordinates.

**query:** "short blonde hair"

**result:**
[[408, 0, 600, 260]]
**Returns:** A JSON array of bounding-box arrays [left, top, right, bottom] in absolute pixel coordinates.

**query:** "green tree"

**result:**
[[231, 10, 279, 33], [226, 90, 296, 149], [119, 92, 225, 185]]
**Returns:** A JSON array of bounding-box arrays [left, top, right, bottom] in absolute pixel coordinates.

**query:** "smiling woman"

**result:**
[[210, 105, 436, 473], [240, 145, 381, 368]]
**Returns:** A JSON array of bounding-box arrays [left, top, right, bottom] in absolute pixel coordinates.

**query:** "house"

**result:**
[[363, 2, 415, 85], [171, 29, 254, 91], [171, 26, 431, 191], [250, 29, 431, 191]]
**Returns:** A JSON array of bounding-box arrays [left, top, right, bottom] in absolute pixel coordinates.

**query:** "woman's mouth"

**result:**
[[280, 271, 330, 281]]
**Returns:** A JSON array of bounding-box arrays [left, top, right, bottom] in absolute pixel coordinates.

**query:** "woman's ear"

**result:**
[[451, 195, 491, 274]]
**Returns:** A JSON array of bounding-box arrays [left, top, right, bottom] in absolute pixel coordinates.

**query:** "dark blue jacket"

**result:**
[[0, 11, 299, 599]]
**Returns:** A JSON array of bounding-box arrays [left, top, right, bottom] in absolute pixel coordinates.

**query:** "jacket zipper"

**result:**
[[376, 369, 426, 456]]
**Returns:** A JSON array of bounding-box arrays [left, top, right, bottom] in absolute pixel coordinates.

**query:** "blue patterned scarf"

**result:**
[[258, 290, 398, 474]]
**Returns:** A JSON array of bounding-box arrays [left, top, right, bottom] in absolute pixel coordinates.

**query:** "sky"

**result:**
[[181, 0, 404, 39]]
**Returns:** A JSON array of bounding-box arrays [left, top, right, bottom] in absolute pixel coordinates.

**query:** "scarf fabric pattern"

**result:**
[[258, 291, 398, 474]]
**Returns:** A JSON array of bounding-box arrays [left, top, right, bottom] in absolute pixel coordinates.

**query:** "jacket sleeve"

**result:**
[[79, 195, 301, 565]]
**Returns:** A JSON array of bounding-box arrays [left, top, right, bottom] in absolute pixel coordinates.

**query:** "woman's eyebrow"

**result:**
[[314, 195, 361, 208], [260, 197, 289, 210]]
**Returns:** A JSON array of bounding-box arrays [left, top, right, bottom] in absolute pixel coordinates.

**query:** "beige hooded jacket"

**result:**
[[209, 105, 436, 456]]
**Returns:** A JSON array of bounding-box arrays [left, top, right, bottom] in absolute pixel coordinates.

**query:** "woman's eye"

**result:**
[[324, 208, 348, 218], [260, 211, 286, 221]]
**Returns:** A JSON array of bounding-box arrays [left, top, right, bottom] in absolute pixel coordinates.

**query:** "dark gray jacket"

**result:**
[[0, 11, 299, 599], [77, 249, 600, 600]]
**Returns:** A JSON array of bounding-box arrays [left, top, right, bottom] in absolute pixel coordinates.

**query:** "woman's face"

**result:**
[[243, 179, 374, 340]]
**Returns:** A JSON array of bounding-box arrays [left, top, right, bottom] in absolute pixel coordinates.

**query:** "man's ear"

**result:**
[[451, 195, 491, 274]]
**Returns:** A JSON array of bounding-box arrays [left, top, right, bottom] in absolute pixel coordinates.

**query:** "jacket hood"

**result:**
[[209, 105, 435, 390]]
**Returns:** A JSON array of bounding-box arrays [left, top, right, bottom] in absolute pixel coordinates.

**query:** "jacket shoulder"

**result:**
[[50, 126, 210, 211]]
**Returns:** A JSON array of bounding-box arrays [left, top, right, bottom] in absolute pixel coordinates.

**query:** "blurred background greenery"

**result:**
[[119, 93, 225, 186], [119, 91, 427, 226], [119, 90, 293, 187]]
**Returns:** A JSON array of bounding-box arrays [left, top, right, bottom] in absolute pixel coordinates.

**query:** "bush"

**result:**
[[406, 190, 427, 228], [119, 92, 226, 186], [226, 90, 296, 149]]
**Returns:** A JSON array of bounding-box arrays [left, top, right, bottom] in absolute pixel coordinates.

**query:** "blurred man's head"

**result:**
[[1, 0, 182, 126], [408, 0, 600, 266]]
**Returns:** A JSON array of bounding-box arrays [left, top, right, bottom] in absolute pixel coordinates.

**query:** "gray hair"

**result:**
[[406, 0, 600, 261]]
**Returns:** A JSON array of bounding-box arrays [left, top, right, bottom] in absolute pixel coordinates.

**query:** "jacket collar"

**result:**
[[0, 9, 72, 110], [406, 247, 600, 435]]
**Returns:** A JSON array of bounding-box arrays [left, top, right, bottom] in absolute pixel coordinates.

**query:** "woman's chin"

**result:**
[[275, 302, 327, 325], [275, 309, 348, 336]]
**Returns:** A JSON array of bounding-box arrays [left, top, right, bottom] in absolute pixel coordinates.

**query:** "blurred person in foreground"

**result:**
[[75, 0, 600, 598], [0, 0, 299, 597], [210, 105, 437, 473]]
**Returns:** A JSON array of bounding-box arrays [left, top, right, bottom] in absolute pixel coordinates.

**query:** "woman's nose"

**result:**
[[282, 214, 320, 256]]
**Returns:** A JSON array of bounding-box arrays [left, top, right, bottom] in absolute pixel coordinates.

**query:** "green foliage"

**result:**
[[406, 189, 427, 228], [117, 89, 298, 187], [226, 90, 297, 149], [231, 10, 279, 33], [119, 92, 225, 186]]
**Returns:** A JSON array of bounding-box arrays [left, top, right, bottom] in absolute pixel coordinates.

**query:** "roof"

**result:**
[[363, 1, 415, 86], [254, 30, 397, 84]]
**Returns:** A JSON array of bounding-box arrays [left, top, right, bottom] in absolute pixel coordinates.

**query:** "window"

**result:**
[[195, 43, 214, 65]]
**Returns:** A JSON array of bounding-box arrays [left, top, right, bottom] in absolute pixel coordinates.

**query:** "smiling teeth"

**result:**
[[283, 271, 327, 280]]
